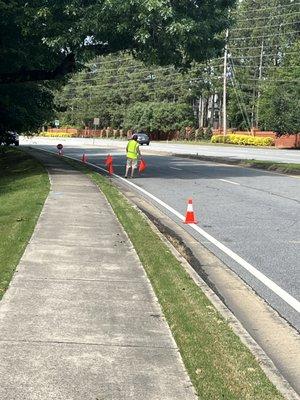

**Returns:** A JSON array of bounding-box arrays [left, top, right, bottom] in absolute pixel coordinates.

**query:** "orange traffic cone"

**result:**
[[81, 153, 87, 163], [139, 158, 147, 173], [105, 154, 113, 166], [108, 162, 114, 175], [184, 198, 197, 224]]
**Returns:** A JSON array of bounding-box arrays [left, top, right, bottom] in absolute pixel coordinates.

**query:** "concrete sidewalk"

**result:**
[[0, 150, 197, 400]]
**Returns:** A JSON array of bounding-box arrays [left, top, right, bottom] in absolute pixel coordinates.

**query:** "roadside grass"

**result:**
[[176, 154, 300, 176], [0, 148, 49, 299], [243, 159, 300, 175], [67, 157, 284, 400]]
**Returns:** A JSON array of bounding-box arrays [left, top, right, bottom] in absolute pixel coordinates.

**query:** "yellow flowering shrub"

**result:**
[[211, 134, 274, 146]]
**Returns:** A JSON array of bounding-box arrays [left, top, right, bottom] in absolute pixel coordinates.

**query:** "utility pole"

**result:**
[[222, 29, 229, 136], [198, 97, 205, 128], [198, 97, 202, 128], [255, 40, 264, 128]]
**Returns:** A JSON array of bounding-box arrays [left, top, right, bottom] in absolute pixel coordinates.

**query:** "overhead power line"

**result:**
[[231, 2, 300, 15], [230, 30, 300, 41], [228, 64, 292, 70], [59, 73, 300, 97], [234, 11, 300, 23], [70, 66, 177, 83], [232, 81, 300, 88], [230, 21, 298, 32], [67, 60, 224, 84], [77, 64, 174, 75], [86, 57, 136, 66], [228, 43, 296, 50], [62, 75, 218, 92], [67, 69, 220, 86], [238, 77, 300, 83], [58, 81, 207, 100], [230, 50, 298, 59], [79, 57, 223, 79]]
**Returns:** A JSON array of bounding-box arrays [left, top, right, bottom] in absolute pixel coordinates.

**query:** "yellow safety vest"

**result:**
[[127, 140, 139, 159]]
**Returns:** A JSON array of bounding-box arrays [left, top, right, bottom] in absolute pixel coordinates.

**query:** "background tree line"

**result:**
[[55, 0, 300, 136], [0, 0, 233, 136]]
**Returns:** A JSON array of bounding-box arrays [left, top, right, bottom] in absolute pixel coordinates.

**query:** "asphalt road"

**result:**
[[147, 141, 300, 164], [24, 138, 300, 331], [24, 137, 300, 163]]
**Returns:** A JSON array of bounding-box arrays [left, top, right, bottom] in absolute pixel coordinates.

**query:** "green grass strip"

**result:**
[[176, 154, 300, 175], [243, 159, 300, 175], [0, 148, 49, 299], [65, 158, 284, 399]]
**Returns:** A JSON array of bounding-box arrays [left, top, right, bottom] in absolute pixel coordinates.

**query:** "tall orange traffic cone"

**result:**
[[105, 154, 113, 166], [184, 198, 197, 224], [81, 153, 87, 163]]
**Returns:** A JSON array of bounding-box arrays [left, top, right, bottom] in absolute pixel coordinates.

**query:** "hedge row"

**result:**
[[211, 134, 275, 146], [41, 128, 129, 138], [40, 132, 76, 137]]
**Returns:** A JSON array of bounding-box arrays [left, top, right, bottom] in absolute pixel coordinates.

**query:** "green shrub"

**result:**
[[203, 126, 213, 140], [195, 128, 205, 140], [211, 135, 228, 144], [211, 134, 274, 146], [124, 102, 195, 133], [40, 131, 76, 138]]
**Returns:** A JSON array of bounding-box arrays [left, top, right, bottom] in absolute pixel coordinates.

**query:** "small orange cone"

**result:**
[[81, 153, 87, 163], [184, 198, 197, 224], [139, 158, 147, 173]]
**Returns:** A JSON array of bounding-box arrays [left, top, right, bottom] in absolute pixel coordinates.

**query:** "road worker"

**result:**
[[125, 134, 140, 178]]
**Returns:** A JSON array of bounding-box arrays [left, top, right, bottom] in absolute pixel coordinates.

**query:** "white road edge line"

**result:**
[[219, 179, 240, 185], [36, 148, 300, 314], [87, 159, 300, 314], [169, 166, 183, 171]]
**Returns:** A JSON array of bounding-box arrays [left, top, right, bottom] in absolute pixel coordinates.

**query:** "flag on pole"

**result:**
[[139, 158, 147, 173]]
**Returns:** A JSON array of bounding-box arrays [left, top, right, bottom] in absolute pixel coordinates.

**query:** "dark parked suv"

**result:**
[[136, 133, 150, 146], [0, 131, 19, 146]]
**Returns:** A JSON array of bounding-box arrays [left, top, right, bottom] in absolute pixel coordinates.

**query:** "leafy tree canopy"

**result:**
[[1, 0, 233, 84], [124, 102, 195, 134], [259, 40, 300, 134], [226, 0, 300, 131], [55, 52, 202, 129], [0, 0, 233, 134], [55, 0, 300, 136]]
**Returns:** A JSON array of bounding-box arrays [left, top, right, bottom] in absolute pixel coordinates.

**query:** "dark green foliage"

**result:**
[[0, 84, 55, 134], [124, 102, 194, 134], [56, 53, 200, 130], [259, 40, 300, 134], [227, 0, 300, 131], [0, 0, 233, 133]]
